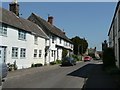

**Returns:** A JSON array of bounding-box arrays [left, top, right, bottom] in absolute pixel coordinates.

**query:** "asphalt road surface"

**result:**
[[2, 60, 101, 88]]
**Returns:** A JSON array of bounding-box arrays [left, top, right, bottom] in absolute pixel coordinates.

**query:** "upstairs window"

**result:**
[[60, 38, 62, 44], [20, 48, 26, 58], [0, 24, 7, 36], [34, 36, 38, 44], [18, 30, 26, 40], [52, 36, 55, 43]]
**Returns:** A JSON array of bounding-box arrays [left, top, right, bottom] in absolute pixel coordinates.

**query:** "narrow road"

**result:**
[[2, 60, 101, 88]]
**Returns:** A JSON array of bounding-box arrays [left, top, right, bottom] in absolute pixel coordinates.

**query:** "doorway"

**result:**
[[0, 46, 6, 63]]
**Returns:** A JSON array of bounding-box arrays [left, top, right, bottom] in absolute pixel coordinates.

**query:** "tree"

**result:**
[[71, 36, 88, 55], [62, 49, 68, 58]]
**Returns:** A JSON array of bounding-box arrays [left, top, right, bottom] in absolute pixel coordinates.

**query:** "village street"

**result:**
[[2, 60, 101, 88]]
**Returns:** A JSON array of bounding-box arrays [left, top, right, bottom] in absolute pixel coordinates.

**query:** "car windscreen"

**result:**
[[84, 57, 89, 59]]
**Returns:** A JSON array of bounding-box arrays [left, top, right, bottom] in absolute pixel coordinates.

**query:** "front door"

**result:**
[[0, 46, 6, 63]]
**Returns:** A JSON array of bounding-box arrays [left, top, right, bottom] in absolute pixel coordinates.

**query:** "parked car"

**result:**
[[0, 63, 8, 85], [84, 56, 91, 62], [62, 57, 76, 66]]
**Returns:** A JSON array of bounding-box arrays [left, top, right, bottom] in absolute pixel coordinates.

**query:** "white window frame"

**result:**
[[34, 49, 37, 58], [52, 36, 54, 43], [20, 48, 26, 58], [18, 30, 26, 40], [0, 24, 7, 37], [12, 47, 18, 59], [39, 50, 42, 58], [51, 50, 54, 57], [60, 38, 62, 44], [34, 36, 38, 45]]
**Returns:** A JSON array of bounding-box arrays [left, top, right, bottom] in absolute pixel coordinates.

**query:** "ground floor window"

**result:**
[[34, 49, 37, 58], [12, 47, 18, 59], [39, 50, 42, 58], [51, 50, 54, 57], [20, 48, 26, 58]]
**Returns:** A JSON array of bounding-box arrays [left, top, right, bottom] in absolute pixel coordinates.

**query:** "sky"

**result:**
[[2, 2, 117, 51]]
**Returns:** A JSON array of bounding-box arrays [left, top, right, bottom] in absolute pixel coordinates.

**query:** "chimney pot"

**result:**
[[9, 0, 19, 16]]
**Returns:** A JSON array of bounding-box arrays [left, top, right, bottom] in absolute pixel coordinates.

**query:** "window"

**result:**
[[12, 47, 18, 58], [0, 24, 7, 36], [60, 38, 61, 44], [20, 48, 26, 58], [34, 49, 37, 58], [51, 50, 54, 57], [52, 36, 55, 43], [18, 30, 26, 40], [34, 36, 38, 44], [39, 50, 42, 57]]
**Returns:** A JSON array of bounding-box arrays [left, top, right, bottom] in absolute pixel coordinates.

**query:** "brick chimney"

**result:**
[[48, 16, 53, 25], [9, 0, 19, 16]]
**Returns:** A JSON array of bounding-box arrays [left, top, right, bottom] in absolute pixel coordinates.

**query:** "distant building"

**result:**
[[108, 1, 120, 68], [88, 47, 100, 59]]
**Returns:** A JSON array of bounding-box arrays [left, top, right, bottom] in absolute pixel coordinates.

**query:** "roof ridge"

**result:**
[[29, 12, 72, 43]]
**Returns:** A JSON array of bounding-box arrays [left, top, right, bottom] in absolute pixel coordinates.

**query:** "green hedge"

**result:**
[[50, 61, 56, 65], [102, 48, 116, 69], [56, 60, 62, 64]]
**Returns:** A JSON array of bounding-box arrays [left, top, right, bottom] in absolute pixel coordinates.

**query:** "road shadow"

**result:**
[[67, 63, 98, 78], [59, 64, 73, 67], [67, 63, 119, 88]]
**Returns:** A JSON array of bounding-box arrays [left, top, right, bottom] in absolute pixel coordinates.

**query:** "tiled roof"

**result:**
[[0, 7, 49, 39], [28, 13, 72, 43]]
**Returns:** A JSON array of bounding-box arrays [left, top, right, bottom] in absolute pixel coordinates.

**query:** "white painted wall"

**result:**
[[45, 33, 74, 64], [0, 25, 46, 69]]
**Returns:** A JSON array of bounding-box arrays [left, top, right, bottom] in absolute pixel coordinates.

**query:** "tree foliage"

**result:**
[[62, 49, 68, 58], [71, 36, 88, 55]]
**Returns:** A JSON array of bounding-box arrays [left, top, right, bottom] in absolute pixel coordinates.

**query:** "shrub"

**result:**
[[13, 61, 17, 70], [62, 49, 68, 58], [34, 63, 43, 67], [72, 54, 80, 61], [56, 60, 62, 64], [50, 61, 56, 65], [102, 48, 116, 69], [31, 63, 35, 67]]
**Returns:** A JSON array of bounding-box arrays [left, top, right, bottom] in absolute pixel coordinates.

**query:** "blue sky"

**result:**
[[2, 2, 117, 51]]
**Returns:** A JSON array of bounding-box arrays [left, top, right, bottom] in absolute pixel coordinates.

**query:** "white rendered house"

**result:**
[[28, 13, 74, 64], [0, 2, 49, 69]]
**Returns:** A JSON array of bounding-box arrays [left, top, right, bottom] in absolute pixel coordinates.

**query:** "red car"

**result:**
[[84, 56, 91, 62]]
